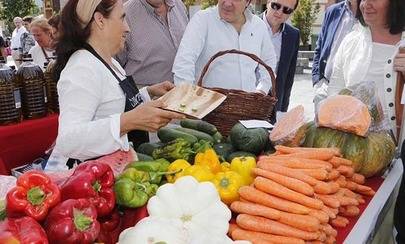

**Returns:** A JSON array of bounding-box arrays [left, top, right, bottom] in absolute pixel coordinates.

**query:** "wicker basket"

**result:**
[[197, 49, 277, 135]]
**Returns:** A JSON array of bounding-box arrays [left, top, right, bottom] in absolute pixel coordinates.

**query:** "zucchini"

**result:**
[[226, 151, 256, 162], [174, 127, 214, 143], [137, 142, 165, 156], [180, 119, 217, 135], [212, 131, 224, 144], [136, 153, 154, 161], [157, 127, 198, 144]]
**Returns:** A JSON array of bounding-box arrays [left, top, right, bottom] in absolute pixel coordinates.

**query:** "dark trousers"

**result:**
[[394, 141, 405, 243]]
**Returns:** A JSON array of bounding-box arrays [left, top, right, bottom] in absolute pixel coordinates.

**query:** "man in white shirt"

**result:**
[[172, 0, 277, 94], [10, 17, 27, 68]]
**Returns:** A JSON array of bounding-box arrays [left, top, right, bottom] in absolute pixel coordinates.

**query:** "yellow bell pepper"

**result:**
[[183, 165, 214, 182], [194, 149, 221, 173], [166, 159, 191, 183], [211, 171, 243, 205], [220, 162, 231, 172], [230, 156, 256, 185]]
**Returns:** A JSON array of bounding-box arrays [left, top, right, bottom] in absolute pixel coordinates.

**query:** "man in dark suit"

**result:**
[[261, 0, 300, 114]]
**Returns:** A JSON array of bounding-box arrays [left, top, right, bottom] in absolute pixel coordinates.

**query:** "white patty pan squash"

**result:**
[[118, 217, 188, 244], [147, 176, 232, 239]]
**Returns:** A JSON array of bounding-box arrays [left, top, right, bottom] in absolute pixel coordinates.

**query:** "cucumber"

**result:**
[[174, 127, 214, 143], [226, 151, 256, 162], [136, 153, 154, 161], [137, 142, 165, 156], [212, 131, 224, 144], [214, 143, 235, 162], [180, 119, 217, 135], [157, 127, 198, 144]]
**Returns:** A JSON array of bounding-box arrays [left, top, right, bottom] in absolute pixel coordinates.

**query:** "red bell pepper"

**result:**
[[96, 208, 121, 244], [6, 170, 61, 221], [44, 198, 100, 244], [0, 216, 49, 244], [60, 162, 115, 217]]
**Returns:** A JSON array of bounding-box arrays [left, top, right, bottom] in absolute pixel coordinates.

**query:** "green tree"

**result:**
[[291, 0, 320, 46], [0, 0, 40, 33]]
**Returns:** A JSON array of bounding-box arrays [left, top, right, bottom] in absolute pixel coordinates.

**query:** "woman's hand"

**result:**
[[120, 99, 185, 134], [394, 52, 405, 76], [147, 81, 175, 97]]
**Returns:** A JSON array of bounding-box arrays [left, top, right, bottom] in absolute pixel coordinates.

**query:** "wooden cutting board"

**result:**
[[159, 83, 226, 119]]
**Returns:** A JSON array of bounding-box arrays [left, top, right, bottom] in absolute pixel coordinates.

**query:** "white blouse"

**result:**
[[328, 24, 405, 145], [47, 49, 150, 170]]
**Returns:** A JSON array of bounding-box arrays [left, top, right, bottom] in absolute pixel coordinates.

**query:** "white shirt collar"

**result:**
[[262, 10, 285, 35]]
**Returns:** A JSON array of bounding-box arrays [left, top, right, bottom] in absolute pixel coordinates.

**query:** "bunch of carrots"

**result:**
[[229, 145, 375, 244]]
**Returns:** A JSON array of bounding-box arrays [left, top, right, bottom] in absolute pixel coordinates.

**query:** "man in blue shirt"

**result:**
[[312, 0, 357, 106], [262, 0, 300, 113]]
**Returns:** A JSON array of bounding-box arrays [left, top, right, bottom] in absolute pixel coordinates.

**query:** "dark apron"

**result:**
[[83, 43, 149, 148]]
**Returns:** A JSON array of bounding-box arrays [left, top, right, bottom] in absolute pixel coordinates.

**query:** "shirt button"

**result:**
[[388, 59, 392, 64], [389, 103, 394, 107], [391, 116, 396, 121], [387, 88, 392, 92], [386, 73, 391, 78]]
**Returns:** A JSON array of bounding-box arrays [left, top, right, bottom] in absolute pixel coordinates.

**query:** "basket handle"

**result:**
[[196, 49, 277, 97]]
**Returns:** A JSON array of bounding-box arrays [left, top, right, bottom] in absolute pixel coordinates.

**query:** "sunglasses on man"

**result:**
[[270, 2, 294, 15]]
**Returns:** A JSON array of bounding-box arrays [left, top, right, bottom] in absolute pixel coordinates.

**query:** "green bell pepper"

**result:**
[[125, 159, 171, 184], [114, 178, 158, 208], [152, 138, 194, 162]]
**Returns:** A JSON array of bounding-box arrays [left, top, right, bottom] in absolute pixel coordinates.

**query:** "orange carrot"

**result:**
[[254, 177, 324, 210], [321, 206, 337, 219], [320, 224, 337, 237], [337, 195, 359, 206], [339, 205, 360, 217], [335, 175, 347, 188], [257, 162, 320, 186], [355, 184, 374, 193], [231, 201, 320, 232], [236, 214, 320, 241], [329, 156, 352, 167], [325, 235, 336, 244], [274, 145, 341, 157], [232, 228, 305, 244], [346, 181, 375, 195], [336, 165, 355, 177], [309, 209, 330, 224], [331, 216, 349, 228], [253, 168, 314, 196], [228, 223, 238, 236], [261, 157, 331, 171], [318, 231, 327, 242], [315, 194, 340, 209], [327, 169, 340, 181], [314, 181, 340, 194], [239, 186, 311, 214], [351, 173, 366, 185], [278, 151, 335, 161], [298, 168, 329, 180], [230, 201, 281, 220], [361, 189, 376, 196]]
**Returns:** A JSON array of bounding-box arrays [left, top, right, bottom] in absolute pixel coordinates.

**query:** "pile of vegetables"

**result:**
[[229, 145, 375, 244], [270, 102, 396, 178], [119, 176, 243, 244]]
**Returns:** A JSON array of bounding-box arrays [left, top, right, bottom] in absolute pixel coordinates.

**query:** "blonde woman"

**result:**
[[28, 18, 55, 69]]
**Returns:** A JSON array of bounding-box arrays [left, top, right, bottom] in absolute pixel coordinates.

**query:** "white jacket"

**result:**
[[328, 24, 405, 145]]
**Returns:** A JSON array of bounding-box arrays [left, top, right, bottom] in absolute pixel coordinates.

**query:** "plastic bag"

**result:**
[[270, 105, 309, 146], [316, 94, 371, 137], [337, 81, 390, 133], [0, 175, 16, 200]]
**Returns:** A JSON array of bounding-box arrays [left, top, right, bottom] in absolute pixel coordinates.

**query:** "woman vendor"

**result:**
[[47, 0, 184, 171]]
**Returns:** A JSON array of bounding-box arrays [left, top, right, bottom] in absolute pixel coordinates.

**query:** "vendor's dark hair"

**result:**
[[53, 0, 116, 81], [357, 0, 405, 35]]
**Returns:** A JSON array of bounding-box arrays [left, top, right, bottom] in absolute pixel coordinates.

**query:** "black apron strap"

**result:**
[[82, 43, 149, 149]]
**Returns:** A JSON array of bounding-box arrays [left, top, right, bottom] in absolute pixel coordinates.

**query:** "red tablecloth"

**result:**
[[0, 114, 58, 175]]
